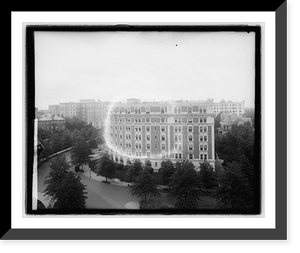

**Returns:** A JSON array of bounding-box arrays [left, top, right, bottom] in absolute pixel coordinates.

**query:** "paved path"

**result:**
[[37, 151, 139, 209]]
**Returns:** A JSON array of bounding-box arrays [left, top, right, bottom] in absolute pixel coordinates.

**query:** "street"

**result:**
[[37, 150, 139, 209]]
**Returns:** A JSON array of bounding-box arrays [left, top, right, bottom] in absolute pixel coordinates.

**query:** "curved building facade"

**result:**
[[106, 99, 215, 171]]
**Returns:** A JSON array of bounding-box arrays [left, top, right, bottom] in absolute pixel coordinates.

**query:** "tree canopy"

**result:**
[[214, 161, 254, 209], [71, 136, 92, 168], [95, 152, 116, 182], [198, 161, 218, 192], [43, 155, 87, 209], [168, 159, 202, 209], [125, 159, 143, 182], [129, 170, 161, 208], [159, 159, 176, 185]]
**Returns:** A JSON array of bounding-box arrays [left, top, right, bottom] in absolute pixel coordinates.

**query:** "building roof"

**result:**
[[38, 114, 65, 121]]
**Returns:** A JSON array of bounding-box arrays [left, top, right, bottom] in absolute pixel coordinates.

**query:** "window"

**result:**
[[200, 126, 203, 132], [146, 143, 151, 149], [188, 126, 193, 132], [154, 127, 157, 131], [178, 144, 182, 150], [188, 153, 193, 160], [161, 135, 166, 141], [146, 135, 150, 141], [200, 145, 203, 151], [204, 154, 207, 160], [204, 126, 207, 132], [204, 135, 207, 142], [188, 135, 193, 141], [204, 145, 207, 151], [161, 143, 166, 150], [188, 107, 192, 113], [188, 117, 193, 123], [175, 153, 178, 159], [161, 126, 166, 132], [203, 117, 207, 123], [155, 162, 158, 167], [178, 126, 182, 132], [188, 144, 193, 151], [146, 151, 151, 157], [146, 118, 150, 123], [174, 135, 178, 141], [200, 135, 203, 142], [200, 154, 203, 160], [178, 153, 182, 159], [146, 126, 150, 132], [155, 136, 157, 140]]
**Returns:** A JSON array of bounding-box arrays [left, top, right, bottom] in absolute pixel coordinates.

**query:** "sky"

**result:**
[[34, 31, 255, 110]]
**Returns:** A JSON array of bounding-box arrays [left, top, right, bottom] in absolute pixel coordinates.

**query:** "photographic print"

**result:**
[[28, 24, 261, 215]]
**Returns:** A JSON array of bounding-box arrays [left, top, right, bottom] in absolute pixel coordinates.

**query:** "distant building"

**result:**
[[106, 99, 216, 171], [48, 104, 60, 115], [57, 100, 110, 129], [38, 114, 66, 132], [217, 113, 252, 136], [213, 100, 245, 116]]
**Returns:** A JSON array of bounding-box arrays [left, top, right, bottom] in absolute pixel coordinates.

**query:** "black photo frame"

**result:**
[[6, 2, 287, 240]]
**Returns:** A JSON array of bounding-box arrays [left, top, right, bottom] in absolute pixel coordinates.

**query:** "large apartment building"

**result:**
[[106, 99, 215, 171], [49, 100, 110, 129], [48, 98, 245, 130]]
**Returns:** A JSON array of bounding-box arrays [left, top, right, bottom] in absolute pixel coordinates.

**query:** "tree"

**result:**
[[65, 116, 86, 132], [38, 128, 52, 142], [88, 138, 98, 149], [198, 161, 218, 192], [144, 160, 153, 174], [50, 133, 62, 153], [61, 130, 73, 149], [53, 172, 87, 209], [125, 159, 143, 182], [214, 161, 253, 209], [71, 135, 92, 170], [159, 159, 175, 185], [129, 170, 161, 208], [168, 159, 202, 209], [95, 152, 116, 182], [43, 155, 70, 206], [216, 123, 254, 166], [39, 141, 53, 160]]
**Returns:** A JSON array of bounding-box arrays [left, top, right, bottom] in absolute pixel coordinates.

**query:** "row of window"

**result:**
[[112, 106, 209, 114], [111, 125, 209, 133], [40, 125, 65, 130], [122, 151, 209, 160], [110, 116, 209, 124], [112, 132, 208, 142], [116, 141, 208, 151]]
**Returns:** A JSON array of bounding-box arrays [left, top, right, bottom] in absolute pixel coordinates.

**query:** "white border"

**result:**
[[11, 11, 275, 229]]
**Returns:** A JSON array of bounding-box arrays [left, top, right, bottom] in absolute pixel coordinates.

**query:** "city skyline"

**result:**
[[35, 30, 256, 110]]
